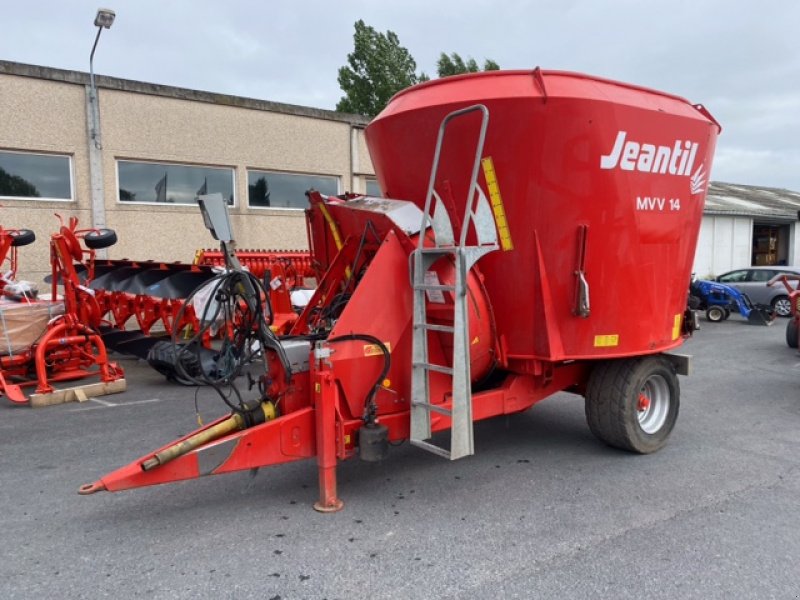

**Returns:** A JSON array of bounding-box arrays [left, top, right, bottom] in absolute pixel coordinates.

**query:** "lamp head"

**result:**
[[94, 8, 115, 28]]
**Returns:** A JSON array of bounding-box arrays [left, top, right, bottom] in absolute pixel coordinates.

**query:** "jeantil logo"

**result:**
[[600, 131, 699, 177]]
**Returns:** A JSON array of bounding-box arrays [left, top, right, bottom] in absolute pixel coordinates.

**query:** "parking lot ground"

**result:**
[[1, 318, 799, 599]]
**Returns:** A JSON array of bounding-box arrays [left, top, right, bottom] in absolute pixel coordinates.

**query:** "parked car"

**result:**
[[716, 266, 800, 317]]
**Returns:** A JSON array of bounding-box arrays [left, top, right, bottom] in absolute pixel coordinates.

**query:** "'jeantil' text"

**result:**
[[600, 131, 698, 176]]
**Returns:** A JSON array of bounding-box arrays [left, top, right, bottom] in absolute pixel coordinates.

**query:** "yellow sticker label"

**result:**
[[481, 156, 514, 252], [594, 334, 619, 348], [672, 314, 682, 340], [345, 435, 351, 445], [363, 342, 391, 356], [315, 383, 321, 393]]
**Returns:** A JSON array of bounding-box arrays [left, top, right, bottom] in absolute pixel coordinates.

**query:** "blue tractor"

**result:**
[[689, 277, 775, 325]]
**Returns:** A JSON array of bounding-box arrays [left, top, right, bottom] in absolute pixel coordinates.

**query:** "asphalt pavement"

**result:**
[[1, 316, 799, 599]]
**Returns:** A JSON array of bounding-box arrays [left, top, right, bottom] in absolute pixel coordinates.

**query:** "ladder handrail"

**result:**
[[418, 104, 490, 250]]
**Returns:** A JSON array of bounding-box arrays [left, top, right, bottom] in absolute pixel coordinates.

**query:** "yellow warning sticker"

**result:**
[[481, 156, 514, 252], [594, 334, 619, 348], [672, 314, 682, 340], [363, 342, 391, 356]]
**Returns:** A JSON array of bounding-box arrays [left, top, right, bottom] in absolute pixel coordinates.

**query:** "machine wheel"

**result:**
[[722, 308, 731, 320], [9, 228, 35, 247], [84, 228, 118, 249], [772, 295, 792, 318], [705, 305, 726, 322], [585, 356, 680, 454], [146, 340, 201, 386], [787, 319, 799, 349]]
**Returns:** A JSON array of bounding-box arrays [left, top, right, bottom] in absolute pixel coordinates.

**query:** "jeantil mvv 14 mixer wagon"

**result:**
[[80, 69, 721, 511]]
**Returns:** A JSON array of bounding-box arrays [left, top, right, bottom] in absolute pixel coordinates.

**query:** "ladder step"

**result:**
[[411, 401, 452, 416], [409, 439, 452, 459], [414, 323, 455, 333], [418, 247, 458, 255], [412, 362, 454, 375], [413, 283, 456, 292]]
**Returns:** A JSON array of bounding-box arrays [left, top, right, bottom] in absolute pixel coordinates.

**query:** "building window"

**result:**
[[0, 150, 72, 200], [365, 178, 382, 197], [117, 161, 234, 205], [247, 170, 339, 209]]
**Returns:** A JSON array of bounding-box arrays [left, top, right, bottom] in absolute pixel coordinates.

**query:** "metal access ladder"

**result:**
[[410, 104, 500, 460]]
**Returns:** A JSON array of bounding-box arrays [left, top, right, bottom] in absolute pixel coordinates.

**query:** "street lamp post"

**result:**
[[89, 8, 115, 148], [87, 8, 115, 237]]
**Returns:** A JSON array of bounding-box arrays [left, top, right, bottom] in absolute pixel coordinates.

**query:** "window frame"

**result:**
[[246, 168, 340, 211], [0, 149, 74, 202], [115, 158, 236, 207]]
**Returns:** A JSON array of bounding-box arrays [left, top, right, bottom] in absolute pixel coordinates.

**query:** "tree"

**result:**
[[437, 53, 499, 77], [336, 20, 427, 118], [0, 166, 39, 197], [249, 176, 270, 207]]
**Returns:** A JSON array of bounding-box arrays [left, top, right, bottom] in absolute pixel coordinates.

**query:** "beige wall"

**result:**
[[0, 74, 92, 281], [0, 66, 373, 284]]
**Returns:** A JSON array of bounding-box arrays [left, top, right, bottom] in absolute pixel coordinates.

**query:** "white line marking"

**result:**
[[89, 398, 116, 407], [69, 398, 162, 412]]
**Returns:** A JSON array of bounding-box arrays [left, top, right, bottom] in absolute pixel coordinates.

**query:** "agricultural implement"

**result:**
[[688, 277, 775, 325], [1, 224, 36, 299], [0, 217, 125, 405], [768, 273, 800, 348], [80, 69, 721, 510]]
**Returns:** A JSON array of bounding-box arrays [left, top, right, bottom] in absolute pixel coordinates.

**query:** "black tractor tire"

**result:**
[[9, 228, 35, 247], [585, 356, 680, 454], [722, 308, 731, 320], [84, 228, 118, 249], [771, 295, 792, 318], [146, 340, 201, 386], [705, 305, 726, 323], [787, 319, 799, 349]]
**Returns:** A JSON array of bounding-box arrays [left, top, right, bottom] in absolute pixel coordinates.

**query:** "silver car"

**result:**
[[716, 266, 800, 317]]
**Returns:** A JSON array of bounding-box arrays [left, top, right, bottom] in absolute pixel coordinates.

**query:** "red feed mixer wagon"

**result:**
[[80, 69, 720, 511]]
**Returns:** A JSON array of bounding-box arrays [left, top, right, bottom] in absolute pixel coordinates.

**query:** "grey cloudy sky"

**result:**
[[2, 0, 798, 191]]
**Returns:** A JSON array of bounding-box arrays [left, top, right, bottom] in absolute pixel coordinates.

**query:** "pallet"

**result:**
[[28, 379, 127, 408]]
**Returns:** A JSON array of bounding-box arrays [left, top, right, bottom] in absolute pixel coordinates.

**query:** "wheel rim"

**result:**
[[637, 374, 670, 434], [774, 297, 791, 317]]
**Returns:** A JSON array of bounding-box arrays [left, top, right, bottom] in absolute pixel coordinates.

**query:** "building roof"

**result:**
[[0, 60, 370, 127], [706, 182, 800, 221]]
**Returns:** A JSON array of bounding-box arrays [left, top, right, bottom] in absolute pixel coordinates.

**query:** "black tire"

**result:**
[[585, 356, 680, 454], [9, 228, 35, 247], [722, 308, 731, 320], [84, 228, 118, 249], [146, 340, 201, 385], [706, 305, 726, 322], [787, 319, 799, 349], [771, 295, 792, 318]]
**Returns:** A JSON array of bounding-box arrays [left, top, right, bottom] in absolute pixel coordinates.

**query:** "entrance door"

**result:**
[[752, 223, 789, 266]]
